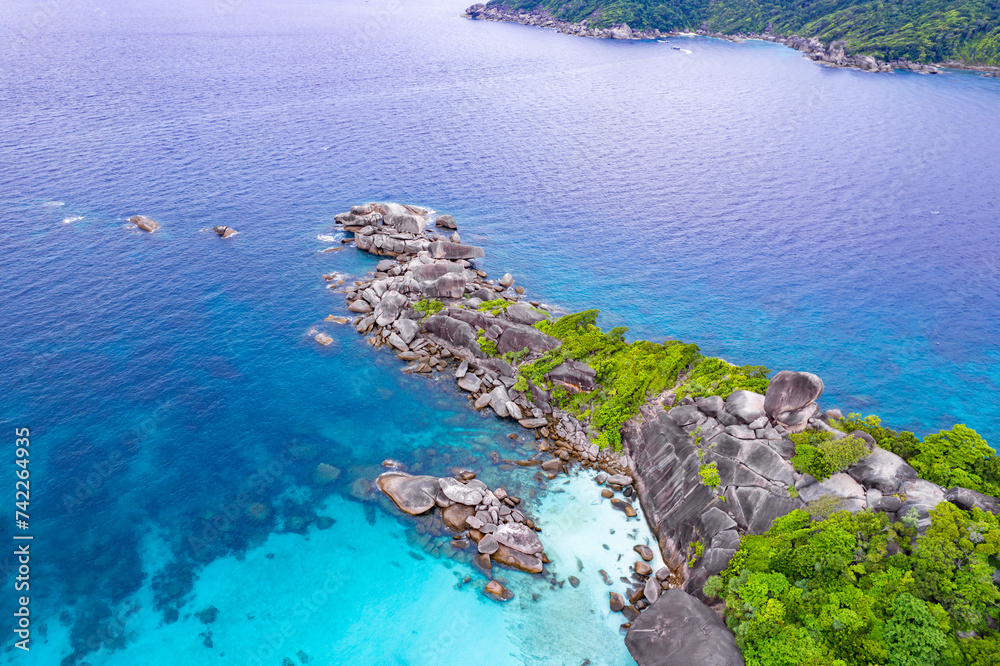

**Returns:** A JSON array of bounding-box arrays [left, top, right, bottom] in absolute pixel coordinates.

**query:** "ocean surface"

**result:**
[[1, 0, 999, 663]]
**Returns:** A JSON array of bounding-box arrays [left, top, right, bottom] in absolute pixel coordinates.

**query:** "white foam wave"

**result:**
[[62, 216, 83, 224]]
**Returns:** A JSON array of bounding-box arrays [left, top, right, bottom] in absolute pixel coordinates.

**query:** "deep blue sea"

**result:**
[[2, 0, 999, 663]]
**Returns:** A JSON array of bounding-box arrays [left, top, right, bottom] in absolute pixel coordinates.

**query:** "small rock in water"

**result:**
[[324, 315, 350, 324], [634, 544, 654, 562], [484, 579, 513, 601], [611, 498, 637, 517], [568, 576, 580, 588], [609, 592, 625, 612], [601, 489, 614, 499], [635, 561, 653, 577], [129, 215, 159, 232], [213, 225, 237, 239], [435, 214, 457, 229], [314, 333, 333, 346]]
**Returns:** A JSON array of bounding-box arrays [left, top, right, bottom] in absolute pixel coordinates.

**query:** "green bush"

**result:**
[[476, 329, 498, 357], [710, 504, 1000, 666], [834, 413, 922, 461], [477, 298, 512, 315], [675, 356, 770, 400], [413, 299, 443, 319], [790, 431, 870, 481], [699, 462, 721, 487], [911, 425, 1000, 497], [503, 346, 530, 365]]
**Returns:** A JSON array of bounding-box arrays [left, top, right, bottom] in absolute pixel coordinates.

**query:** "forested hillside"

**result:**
[[490, 0, 1000, 65]]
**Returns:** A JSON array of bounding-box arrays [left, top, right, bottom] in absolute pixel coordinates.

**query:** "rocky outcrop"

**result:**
[[213, 225, 237, 239], [625, 590, 745, 666], [546, 360, 597, 393], [625, 389, 805, 601], [847, 447, 917, 494], [945, 486, 1000, 515]]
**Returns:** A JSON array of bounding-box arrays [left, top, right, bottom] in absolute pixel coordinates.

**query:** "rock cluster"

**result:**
[[464, 4, 667, 40], [331, 204, 635, 483], [750, 33, 940, 74], [622, 370, 961, 607], [376, 471, 547, 582], [463, 5, 941, 74]]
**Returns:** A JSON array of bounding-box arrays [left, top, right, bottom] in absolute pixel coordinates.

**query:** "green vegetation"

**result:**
[[700, 461, 721, 487], [413, 299, 443, 319], [492, 0, 1000, 66], [689, 540, 705, 566], [477, 298, 513, 315], [503, 346, 530, 365], [512, 372, 530, 394], [836, 415, 1000, 496], [519, 309, 700, 450], [704, 504, 1000, 665], [476, 329, 499, 357], [790, 430, 871, 481], [675, 356, 770, 400]]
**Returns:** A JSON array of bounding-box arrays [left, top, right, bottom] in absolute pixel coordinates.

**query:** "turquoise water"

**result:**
[[1, 0, 999, 663]]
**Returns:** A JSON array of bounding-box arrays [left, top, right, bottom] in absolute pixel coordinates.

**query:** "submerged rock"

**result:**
[[484, 579, 513, 601]]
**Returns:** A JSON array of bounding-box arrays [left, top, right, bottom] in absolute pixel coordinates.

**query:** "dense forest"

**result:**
[[489, 0, 1000, 65]]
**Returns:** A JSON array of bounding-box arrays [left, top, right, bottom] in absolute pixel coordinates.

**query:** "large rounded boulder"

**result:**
[[376, 473, 441, 515], [764, 370, 824, 425]]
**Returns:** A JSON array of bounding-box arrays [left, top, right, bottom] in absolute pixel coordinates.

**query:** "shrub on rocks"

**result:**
[[675, 357, 771, 400], [413, 299, 443, 319], [790, 430, 870, 481]]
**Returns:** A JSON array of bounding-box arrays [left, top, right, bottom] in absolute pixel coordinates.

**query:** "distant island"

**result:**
[[466, 0, 1000, 72]]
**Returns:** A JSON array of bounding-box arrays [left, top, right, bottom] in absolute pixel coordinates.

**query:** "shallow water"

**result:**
[[2, 0, 999, 663]]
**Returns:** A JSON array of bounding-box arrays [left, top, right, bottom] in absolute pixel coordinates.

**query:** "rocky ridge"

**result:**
[[463, 4, 943, 74]]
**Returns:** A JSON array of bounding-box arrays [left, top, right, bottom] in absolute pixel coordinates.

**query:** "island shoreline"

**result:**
[[463, 4, 1000, 77]]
